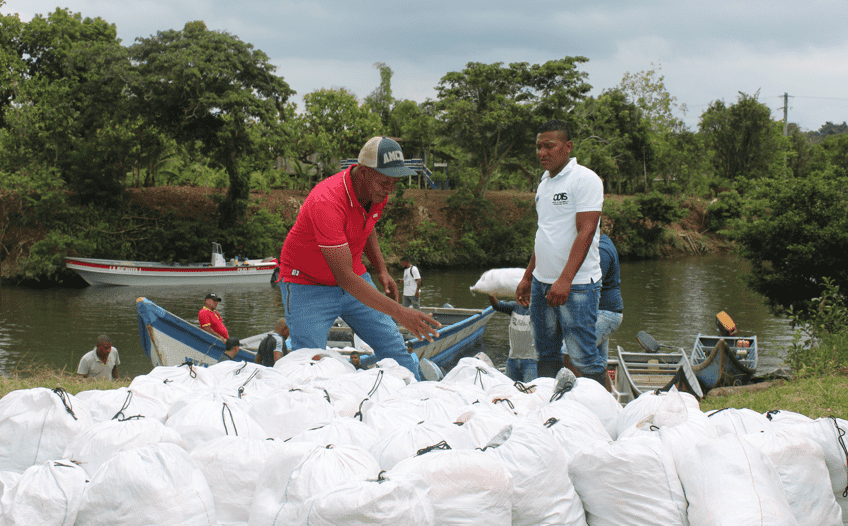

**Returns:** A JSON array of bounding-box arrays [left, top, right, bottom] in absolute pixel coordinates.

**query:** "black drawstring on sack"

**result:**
[[222, 403, 238, 436], [112, 390, 143, 421], [52, 387, 77, 420], [417, 441, 451, 456]]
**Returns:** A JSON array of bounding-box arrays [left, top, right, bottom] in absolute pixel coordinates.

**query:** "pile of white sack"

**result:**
[[1, 353, 846, 526]]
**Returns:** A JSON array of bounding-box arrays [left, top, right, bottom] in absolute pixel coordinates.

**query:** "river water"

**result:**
[[0, 253, 795, 378]]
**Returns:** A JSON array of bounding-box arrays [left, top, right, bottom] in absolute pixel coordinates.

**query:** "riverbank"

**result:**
[[0, 186, 733, 284]]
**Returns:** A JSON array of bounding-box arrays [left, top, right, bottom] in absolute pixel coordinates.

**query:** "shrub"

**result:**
[[785, 277, 848, 377], [704, 190, 744, 231]]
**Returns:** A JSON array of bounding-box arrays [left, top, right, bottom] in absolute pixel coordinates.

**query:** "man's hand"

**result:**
[[546, 278, 571, 307], [515, 278, 532, 307], [396, 308, 442, 342]]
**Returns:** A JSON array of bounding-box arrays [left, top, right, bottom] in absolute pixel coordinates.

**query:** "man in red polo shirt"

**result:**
[[278, 137, 441, 380], [198, 293, 228, 341]]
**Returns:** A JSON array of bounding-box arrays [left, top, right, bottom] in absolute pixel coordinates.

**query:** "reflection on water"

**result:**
[[0, 254, 795, 378]]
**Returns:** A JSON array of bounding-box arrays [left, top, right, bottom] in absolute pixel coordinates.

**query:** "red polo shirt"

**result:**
[[280, 166, 387, 286], [198, 307, 228, 339]]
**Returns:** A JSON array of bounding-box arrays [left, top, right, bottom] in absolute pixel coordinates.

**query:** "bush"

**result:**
[[704, 190, 744, 231], [785, 277, 848, 377]]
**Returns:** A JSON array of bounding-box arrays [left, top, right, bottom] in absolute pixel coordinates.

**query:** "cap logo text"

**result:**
[[383, 151, 403, 164]]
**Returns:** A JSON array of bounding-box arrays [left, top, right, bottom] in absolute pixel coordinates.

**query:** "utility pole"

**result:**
[[782, 92, 789, 136]]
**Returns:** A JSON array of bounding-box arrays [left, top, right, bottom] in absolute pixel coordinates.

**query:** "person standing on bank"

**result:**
[[277, 136, 441, 380], [199, 293, 228, 341], [487, 294, 537, 383], [515, 120, 605, 386], [400, 256, 422, 309], [77, 334, 120, 379]]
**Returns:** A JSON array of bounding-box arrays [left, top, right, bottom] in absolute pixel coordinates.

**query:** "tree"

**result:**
[[699, 91, 786, 182], [0, 7, 24, 129], [433, 58, 591, 197], [292, 87, 383, 180], [129, 21, 293, 225], [388, 99, 436, 160], [618, 63, 687, 134], [730, 173, 848, 313], [364, 62, 393, 127]]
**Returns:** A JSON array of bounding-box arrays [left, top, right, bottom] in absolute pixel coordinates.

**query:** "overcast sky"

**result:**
[[3, 0, 847, 132]]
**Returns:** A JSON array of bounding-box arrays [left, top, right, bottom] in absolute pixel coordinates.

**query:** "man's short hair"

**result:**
[[225, 337, 240, 351], [350, 351, 360, 357], [538, 120, 571, 142], [96, 334, 111, 346]]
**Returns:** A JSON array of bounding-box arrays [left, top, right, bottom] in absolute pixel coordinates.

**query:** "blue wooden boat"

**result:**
[[689, 334, 758, 390], [616, 345, 704, 402], [136, 297, 493, 370]]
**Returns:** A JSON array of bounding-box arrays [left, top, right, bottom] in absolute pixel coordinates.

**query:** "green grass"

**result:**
[[1, 363, 131, 399]]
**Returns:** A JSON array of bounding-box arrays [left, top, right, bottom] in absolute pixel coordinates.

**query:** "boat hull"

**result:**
[[690, 334, 758, 390], [136, 298, 493, 370], [617, 346, 704, 401], [67, 257, 276, 287]]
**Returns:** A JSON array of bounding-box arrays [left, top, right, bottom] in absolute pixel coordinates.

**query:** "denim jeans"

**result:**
[[595, 310, 623, 365], [530, 277, 602, 376], [280, 273, 420, 381], [506, 358, 538, 383], [402, 295, 420, 309]]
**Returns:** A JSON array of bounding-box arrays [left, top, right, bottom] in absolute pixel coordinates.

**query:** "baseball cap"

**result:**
[[358, 137, 417, 178], [225, 337, 240, 351], [205, 293, 222, 301]]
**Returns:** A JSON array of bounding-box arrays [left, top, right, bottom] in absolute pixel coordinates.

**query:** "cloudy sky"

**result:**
[[3, 0, 847, 132]]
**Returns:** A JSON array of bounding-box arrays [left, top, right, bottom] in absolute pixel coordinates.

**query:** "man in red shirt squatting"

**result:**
[[278, 137, 441, 380], [198, 293, 228, 341]]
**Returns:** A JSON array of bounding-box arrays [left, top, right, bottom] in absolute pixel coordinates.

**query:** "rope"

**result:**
[[543, 417, 559, 428], [180, 361, 197, 378], [706, 407, 731, 417], [416, 441, 451, 456], [237, 369, 260, 399], [473, 367, 490, 388], [52, 387, 77, 420], [221, 403, 238, 437], [492, 398, 515, 410], [764, 410, 781, 421], [367, 370, 384, 397], [829, 417, 848, 497], [111, 390, 143, 421], [354, 399, 367, 421], [514, 381, 536, 393]]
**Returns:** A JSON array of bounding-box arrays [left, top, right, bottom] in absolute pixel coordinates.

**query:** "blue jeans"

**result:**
[[595, 310, 623, 365], [506, 358, 538, 383], [530, 277, 602, 376], [280, 273, 421, 381]]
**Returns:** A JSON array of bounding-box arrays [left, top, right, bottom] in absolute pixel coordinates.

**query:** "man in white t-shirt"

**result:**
[[516, 120, 605, 386], [77, 334, 120, 379], [400, 256, 422, 309]]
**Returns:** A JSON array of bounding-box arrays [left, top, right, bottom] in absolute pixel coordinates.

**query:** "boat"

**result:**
[[136, 297, 494, 370], [689, 334, 758, 390], [616, 344, 704, 403], [66, 243, 277, 286]]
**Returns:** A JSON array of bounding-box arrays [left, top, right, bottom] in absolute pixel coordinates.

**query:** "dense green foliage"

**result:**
[[783, 278, 848, 379], [603, 191, 685, 259]]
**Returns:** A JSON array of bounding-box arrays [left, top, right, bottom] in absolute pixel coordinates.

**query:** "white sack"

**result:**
[[295, 471, 435, 526], [375, 357, 418, 384], [763, 409, 814, 428], [391, 449, 513, 526], [140, 363, 217, 390], [305, 377, 370, 418], [167, 388, 251, 419], [787, 417, 848, 497], [395, 380, 486, 407], [127, 373, 196, 407], [556, 377, 622, 439], [369, 420, 475, 470], [364, 397, 460, 436], [616, 387, 701, 438], [75, 442, 217, 526], [0, 460, 87, 526], [485, 382, 547, 417], [676, 433, 797, 526], [286, 417, 380, 451], [74, 387, 169, 423], [454, 401, 519, 448], [166, 399, 268, 451], [441, 357, 514, 391], [742, 429, 842, 526], [248, 443, 380, 526], [706, 407, 773, 436], [0, 388, 93, 473], [568, 436, 689, 526], [484, 420, 588, 526], [528, 398, 612, 462], [208, 360, 296, 402], [247, 386, 338, 441], [469, 268, 525, 297], [274, 349, 355, 383], [63, 417, 183, 477], [338, 368, 408, 404], [190, 436, 290, 526]]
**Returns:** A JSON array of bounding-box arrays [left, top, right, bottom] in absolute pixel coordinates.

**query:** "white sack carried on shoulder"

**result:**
[[190, 436, 290, 526], [0, 460, 88, 526], [483, 420, 588, 526], [742, 429, 842, 526], [0, 387, 93, 473], [568, 435, 689, 526], [391, 449, 513, 526], [295, 471, 435, 526], [676, 433, 797, 526], [75, 442, 217, 526], [470, 268, 525, 297], [248, 443, 381, 526], [63, 417, 184, 478]]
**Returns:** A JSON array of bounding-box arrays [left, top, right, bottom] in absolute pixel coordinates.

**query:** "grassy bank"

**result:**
[[3, 364, 846, 420]]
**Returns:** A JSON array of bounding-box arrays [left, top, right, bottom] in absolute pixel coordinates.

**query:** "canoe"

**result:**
[[690, 334, 758, 390], [135, 297, 494, 370], [616, 345, 704, 402], [66, 243, 277, 287]]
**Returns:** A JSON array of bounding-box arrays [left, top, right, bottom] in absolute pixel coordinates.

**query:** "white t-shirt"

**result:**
[[533, 157, 603, 285], [403, 265, 421, 297], [77, 347, 120, 379]]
